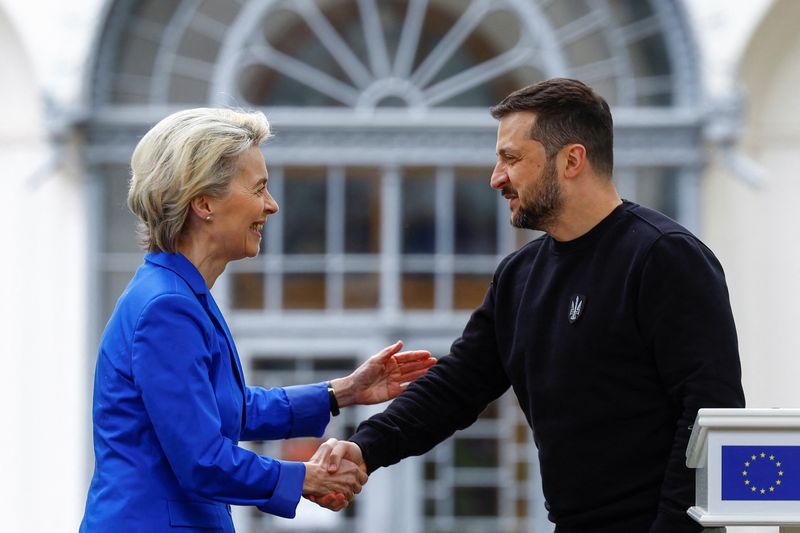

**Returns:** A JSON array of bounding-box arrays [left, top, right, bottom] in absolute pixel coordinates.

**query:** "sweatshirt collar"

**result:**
[[549, 200, 632, 255]]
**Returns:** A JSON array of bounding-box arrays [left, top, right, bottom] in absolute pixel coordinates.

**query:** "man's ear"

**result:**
[[189, 195, 213, 222], [562, 144, 588, 179]]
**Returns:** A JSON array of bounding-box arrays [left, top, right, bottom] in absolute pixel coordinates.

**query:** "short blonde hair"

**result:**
[[128, 108, 271, 253]]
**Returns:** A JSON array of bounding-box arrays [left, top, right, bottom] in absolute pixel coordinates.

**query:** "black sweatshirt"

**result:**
[[351, 201, 745, 532]]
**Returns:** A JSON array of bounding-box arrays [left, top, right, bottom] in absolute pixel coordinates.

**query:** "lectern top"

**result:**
[[687, 409, 800, 468]]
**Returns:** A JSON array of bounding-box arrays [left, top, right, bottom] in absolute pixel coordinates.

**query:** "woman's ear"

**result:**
[[562, 144, 587, 179], [189, 195, 213, 222]]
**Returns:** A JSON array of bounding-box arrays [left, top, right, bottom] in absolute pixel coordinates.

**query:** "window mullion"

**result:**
[[381, 165, 401, 317], [327, 166, 345, 310], [435, 167, 454, 311]]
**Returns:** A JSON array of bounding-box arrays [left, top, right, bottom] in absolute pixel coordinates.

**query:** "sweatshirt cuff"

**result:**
[[283, 383, 330, 437], [257, 460, 306, 518], [349, 431, 384, 475]]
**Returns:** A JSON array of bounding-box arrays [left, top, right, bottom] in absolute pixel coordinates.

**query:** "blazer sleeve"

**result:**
[[241, 383, 330, 441], [130, 293, 305, 518]]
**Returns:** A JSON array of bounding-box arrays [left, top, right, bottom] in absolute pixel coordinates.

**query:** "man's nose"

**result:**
[[490, 162, 507, 190]]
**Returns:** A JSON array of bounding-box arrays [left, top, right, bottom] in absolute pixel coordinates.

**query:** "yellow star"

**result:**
[[752, 455, 757, 460], [779, 471, 784, 476], [777, 480, 782, 485], [752, 487, 757, 492], [761, 489, 766, 494], [770, 487, 775, 492], [745, 480, 750, 485], [770, 455, 775, 461], [777, 462, 782, 467], [761, 453, 766, 458], [745, 461, 751, 467], [743, 471, 748, 476]]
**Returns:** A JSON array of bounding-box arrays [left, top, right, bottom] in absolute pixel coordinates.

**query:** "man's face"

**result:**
[[490, 112, 563, 231]]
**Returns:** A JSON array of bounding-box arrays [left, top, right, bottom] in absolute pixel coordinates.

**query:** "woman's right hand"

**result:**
[[302, 458, 367, 511]]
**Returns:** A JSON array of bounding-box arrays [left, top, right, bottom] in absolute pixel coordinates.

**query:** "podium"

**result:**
[[686, 408, 800, 532]]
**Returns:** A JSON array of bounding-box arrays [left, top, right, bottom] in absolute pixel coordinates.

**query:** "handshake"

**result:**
[[301, 438, 367, 511]]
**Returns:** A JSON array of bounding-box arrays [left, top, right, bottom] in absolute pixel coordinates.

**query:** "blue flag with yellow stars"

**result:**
[[722, 446, 800, 500]]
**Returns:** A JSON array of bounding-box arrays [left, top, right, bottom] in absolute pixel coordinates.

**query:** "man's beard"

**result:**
[[511, 157, 562, 231]]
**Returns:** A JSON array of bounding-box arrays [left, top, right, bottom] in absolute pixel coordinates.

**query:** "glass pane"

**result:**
[[607, 0, 655, 26], [283, 273, 326, 309], [345, 167, 381, 253], [628, 34, 671, 78], [564, 30, 612, 69], [344, 273, 379, 309], [543, 0, 592, 29], [402, 273, 435, 309], [248, 6, 351, 106], [454, 486, 499, 517], [424, 460, 437, 481], [516, 461, 528, 482], [402, 168, 436, 254], [427, 8, 521, 106], [176, 26, 220, 65], [231, 272, 264, 310], [453, 274, 491, 310], [635, 167, 678, 220], [454, 438, 499, 468], [167, 73, 209, 104], [454, 168, 496, 254], [283, 168, 327, 254], [516, 498, 528, 517], [104, 166, 141, 253]]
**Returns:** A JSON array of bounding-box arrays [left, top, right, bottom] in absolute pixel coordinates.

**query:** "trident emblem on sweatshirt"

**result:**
[[568, 294, 585, 324]]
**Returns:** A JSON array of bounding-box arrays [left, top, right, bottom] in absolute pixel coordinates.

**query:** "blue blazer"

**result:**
[[80, 252, 330, 532]]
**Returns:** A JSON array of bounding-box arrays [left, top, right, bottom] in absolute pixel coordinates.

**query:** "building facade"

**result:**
[[3, 1, 795, 532]]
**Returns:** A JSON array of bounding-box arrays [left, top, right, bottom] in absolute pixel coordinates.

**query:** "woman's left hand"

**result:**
[[329, 341, 436, 407]]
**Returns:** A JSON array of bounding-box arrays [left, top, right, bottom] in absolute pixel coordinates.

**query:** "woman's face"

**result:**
[[210, 146, 279, 262]]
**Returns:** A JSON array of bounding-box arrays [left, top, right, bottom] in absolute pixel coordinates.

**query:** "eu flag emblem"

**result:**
[[722, 446, 800, 500]]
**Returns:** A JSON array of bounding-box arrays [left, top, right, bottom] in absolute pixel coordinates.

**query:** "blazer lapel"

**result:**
[[204, 294, 246, 391]]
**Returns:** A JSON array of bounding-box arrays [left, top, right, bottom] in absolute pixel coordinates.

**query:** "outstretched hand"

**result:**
[[330, 341, 436, 407]]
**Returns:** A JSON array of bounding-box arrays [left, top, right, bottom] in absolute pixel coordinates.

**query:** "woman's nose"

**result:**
[[264, 193, 279, 214]]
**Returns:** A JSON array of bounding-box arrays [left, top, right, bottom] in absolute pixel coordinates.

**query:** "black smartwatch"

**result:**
[[327, 382, 340, 417]]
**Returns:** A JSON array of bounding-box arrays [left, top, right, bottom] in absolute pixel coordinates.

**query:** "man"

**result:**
[[315, 78, 745, 532]]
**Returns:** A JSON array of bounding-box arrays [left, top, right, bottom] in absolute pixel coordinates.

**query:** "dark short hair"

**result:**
[[490, 78, 614, 176]]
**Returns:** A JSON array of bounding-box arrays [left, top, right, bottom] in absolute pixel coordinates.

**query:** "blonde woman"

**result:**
[[80, 108, 435, 532]]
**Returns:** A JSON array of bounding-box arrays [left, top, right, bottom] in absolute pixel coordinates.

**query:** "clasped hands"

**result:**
[[301, 341, 435, 511], [302, 439, 365, 511]]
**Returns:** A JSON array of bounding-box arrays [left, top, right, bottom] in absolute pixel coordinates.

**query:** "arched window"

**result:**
[[87, 1, 704, 531]]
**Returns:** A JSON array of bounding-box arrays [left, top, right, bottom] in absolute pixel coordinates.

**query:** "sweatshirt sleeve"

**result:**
[[638, 233, 745, 529], [131, 293, 305, 518], [351, 278, 511, 474]]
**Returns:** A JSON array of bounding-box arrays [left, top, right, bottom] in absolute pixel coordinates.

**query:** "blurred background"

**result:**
[[1, 0, 798, 531]]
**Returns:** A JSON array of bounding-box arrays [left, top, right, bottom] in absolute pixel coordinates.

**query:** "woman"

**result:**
[[80, 108, 435, 532]]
